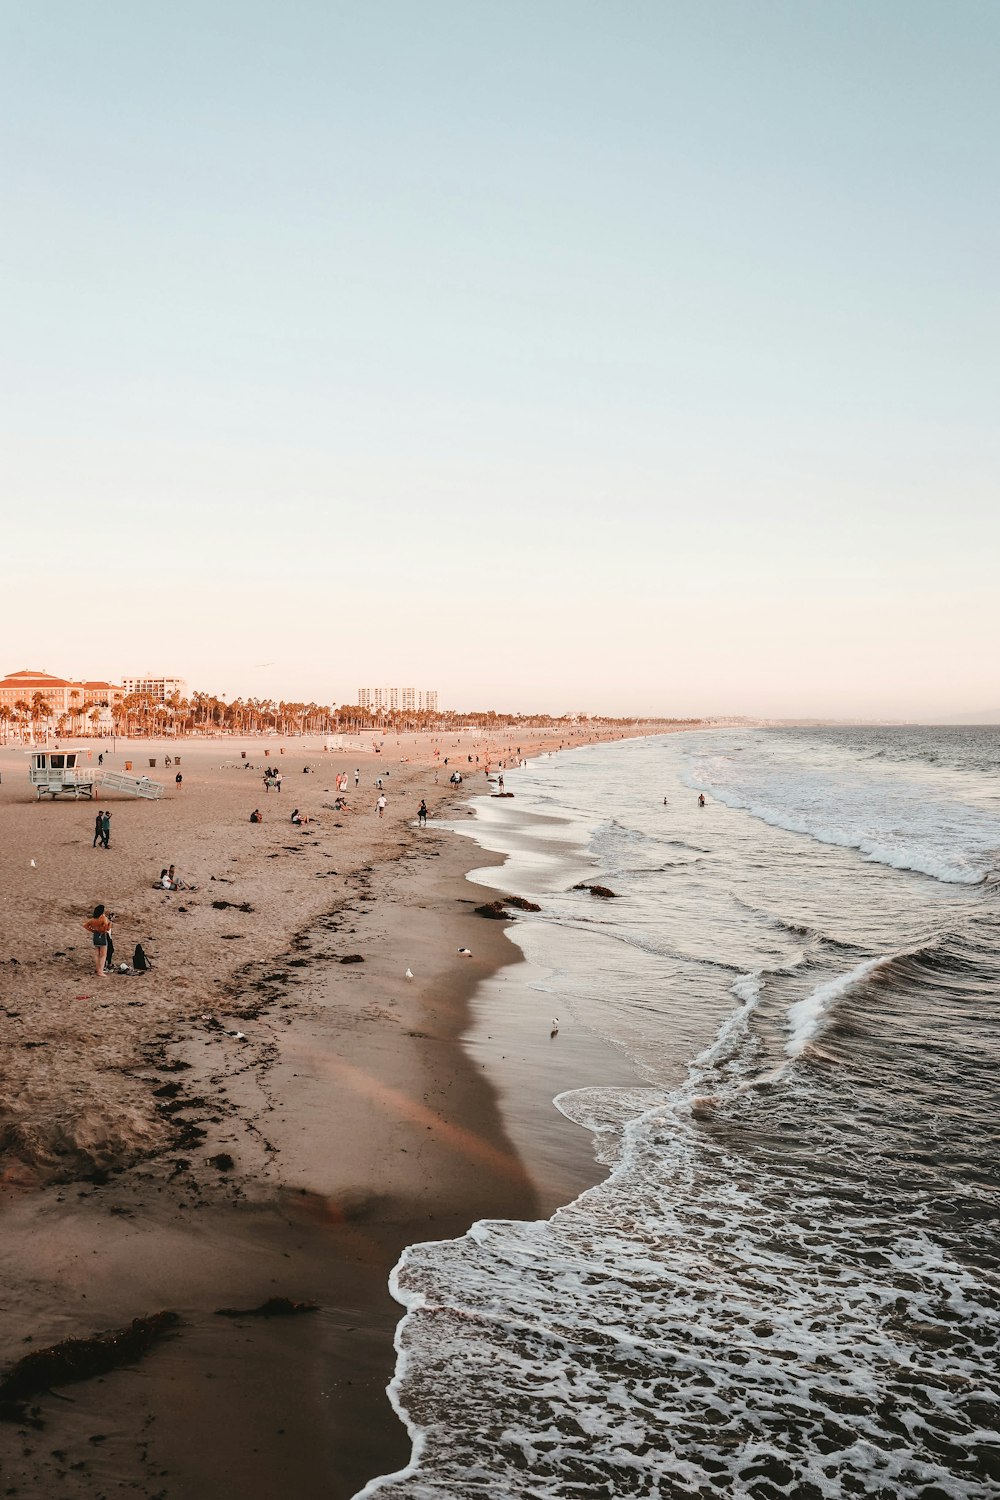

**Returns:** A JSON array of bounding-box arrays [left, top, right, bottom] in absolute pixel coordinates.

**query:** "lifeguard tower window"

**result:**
[[50, 755, 66, 769]]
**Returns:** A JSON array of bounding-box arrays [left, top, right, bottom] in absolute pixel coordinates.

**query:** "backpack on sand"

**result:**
[[133, 943, 152, 972]]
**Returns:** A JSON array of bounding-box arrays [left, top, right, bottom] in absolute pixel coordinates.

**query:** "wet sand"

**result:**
[[0, 725, 677, 1496]]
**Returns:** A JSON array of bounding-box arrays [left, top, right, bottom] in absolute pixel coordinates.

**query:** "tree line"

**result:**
[[0, 690, 698, 741]]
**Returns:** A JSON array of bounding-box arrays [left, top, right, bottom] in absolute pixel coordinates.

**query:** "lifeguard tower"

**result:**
[[28, 749, 96, 799], [27, 751, 165, 801]]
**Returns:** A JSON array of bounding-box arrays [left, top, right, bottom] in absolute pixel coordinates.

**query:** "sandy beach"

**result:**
[[0, 723, 674, 1497]]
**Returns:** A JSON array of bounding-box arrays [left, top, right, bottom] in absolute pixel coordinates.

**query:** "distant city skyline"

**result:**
[[2, 4, 994, 719]]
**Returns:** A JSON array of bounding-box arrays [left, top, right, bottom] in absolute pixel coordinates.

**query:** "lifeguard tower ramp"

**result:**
[[97, 770, 165, 800]]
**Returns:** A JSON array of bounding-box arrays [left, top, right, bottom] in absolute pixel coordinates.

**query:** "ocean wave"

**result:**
[[783, 924, 999, 1057], [688, 781, 995, 886], [785, 956, 891, 1057]]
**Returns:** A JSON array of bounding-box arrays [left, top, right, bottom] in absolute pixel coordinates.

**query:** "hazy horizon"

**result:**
[[2, 3, 995, 720]]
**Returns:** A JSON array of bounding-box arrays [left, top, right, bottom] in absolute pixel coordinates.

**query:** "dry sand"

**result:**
[[0, 724, 670, 1497]]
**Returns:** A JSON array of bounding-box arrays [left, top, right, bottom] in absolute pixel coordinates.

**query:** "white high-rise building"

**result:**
[[357, 686, 439, 714], [121, 675, 187, 702]]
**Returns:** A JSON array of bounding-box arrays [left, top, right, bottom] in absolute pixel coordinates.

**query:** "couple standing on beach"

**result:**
[[92, 810, 111, 848]]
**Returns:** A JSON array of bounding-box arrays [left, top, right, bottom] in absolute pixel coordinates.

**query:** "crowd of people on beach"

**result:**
[[78, 737, 532, 979]]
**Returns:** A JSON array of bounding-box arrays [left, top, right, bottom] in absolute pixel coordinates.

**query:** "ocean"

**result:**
[[357, 726, 1000, 1499]]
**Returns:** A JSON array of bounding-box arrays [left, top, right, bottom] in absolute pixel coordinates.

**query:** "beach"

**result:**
[[0, 724, 670, 1497]]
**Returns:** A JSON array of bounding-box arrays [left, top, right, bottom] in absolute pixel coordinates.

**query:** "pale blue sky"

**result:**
[[1, 2, 996, 716]]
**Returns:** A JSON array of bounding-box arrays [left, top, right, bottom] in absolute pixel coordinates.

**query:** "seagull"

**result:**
[[30, 859, 37, 868], [551, 1018, 560, 1035], [458, 947, 472, 957], [405, 968, 414, 980]]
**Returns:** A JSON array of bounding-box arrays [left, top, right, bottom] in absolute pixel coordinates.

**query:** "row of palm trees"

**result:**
[[0, 694, 101, 742], [0, 690, 695, 743]]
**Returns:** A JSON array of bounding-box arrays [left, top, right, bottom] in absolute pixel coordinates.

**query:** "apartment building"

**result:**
[[120, 676, 187, 702], [357, 687, 439, 714]]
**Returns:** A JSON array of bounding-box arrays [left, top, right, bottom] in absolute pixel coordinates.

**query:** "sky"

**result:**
[[1, 1, 996, 719]]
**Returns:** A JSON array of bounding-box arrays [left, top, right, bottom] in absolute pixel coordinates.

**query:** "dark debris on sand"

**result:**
[[215, 1298, 318, 1319], [0, 1312, 180, 1425], [475, 895, 542, 918]]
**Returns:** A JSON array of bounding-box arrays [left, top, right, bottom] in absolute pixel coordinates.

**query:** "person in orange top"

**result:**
[[83, 905, 112, 977]]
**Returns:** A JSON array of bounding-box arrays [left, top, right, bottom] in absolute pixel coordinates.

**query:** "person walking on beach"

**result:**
[[92, 810, 103, 848], [175, 772, 183, 791], [83, 905, 112, 977], [275, 771, 282, 793], [98, 752, 104, 766], [417, 799, 427, 827], [376, 793, 387, 819], [354, 768, 360, 789], [101, 811, 111, 848]]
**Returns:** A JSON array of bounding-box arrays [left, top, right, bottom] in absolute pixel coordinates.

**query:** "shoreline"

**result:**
[[0, 725, 690, 1496]]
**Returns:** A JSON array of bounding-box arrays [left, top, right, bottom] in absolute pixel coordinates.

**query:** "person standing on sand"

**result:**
[[418, 799, 427, 827], [83, 905, 112, 976], [275, 771, 282, 793], [175, 772, 183, 791], [92, 810, 103, 848], [354, 768, 360, 789], [101, 811, 111, 848], [98, 752, 104, 766], [376, 793, 387, 818]]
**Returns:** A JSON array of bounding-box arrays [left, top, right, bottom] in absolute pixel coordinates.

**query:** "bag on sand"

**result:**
[[133, 943, 152, 972]]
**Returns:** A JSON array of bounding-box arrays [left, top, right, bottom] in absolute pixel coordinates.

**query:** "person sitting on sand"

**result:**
[[83, 905, 112, 976], [158, 869, 177, 890], [250, 808, 263, 823], [291, 808, 302, 824], [167, 864, 194, 890]]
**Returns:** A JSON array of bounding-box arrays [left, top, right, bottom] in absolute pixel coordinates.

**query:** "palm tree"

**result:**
[[29, 692, 53, 740]]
